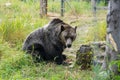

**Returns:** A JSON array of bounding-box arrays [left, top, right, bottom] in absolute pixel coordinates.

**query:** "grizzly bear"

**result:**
[[22, 18, 77, 64]]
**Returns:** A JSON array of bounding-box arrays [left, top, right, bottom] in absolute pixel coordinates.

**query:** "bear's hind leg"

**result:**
[[31, 50, 43, 63], [27, 43, 46, 63]]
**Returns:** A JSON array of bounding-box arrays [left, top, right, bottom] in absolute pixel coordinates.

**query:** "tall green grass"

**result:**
[[87, 21, 106, 42], [0, 17, 48, 46]]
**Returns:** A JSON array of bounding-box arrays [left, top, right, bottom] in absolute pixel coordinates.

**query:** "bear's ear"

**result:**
[[61, 25, 65, 31], [75, 26, 77, 32]]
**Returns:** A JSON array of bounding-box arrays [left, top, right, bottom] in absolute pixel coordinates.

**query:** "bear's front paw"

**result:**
[[54, 56, 63, 65], [62, 54, 66, 60]]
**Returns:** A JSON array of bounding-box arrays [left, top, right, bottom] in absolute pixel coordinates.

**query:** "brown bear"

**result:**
[[22, 18, 77, 64]]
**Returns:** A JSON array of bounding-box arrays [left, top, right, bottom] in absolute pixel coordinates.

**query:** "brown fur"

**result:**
[[22, 18, 77, 64]]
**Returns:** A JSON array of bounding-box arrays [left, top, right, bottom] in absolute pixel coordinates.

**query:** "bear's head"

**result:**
[[60, 24, 77, 48]]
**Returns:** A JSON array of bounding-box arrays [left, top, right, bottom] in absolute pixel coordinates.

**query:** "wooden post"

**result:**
[[40, 0, 47, 17], [61, 0, 64, 17], [91, 0, 97, 22]]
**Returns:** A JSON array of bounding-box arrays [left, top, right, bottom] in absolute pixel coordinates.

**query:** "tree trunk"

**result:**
[[103, 0, 120, 75], [40, 0, 47, 17]]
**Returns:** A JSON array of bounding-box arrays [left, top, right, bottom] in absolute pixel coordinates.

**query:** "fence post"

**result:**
[[91, 0, 97, 21], [61, 0, 64, 16]]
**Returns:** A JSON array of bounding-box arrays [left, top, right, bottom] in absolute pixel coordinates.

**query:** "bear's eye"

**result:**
[[65, 36, 68, 40], [71, 37, 74, 40]]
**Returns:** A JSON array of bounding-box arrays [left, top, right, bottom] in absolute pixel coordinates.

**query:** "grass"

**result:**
[[0, 0, 112, 80], [0, 41, 93, 80], [87, 21, 106, 42], [0, 17, 48, 45]]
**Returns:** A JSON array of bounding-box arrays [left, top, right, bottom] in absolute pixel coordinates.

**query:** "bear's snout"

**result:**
[[66, 38, 72, 48], [67, 44, 72, 48]]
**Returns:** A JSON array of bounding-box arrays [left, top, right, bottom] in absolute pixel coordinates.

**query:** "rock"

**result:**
[[76, 41, 106, 70], [76, 45, 93, 70]]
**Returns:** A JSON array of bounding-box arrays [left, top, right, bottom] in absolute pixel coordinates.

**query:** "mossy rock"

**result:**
[[76, 45, 93, 70]]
